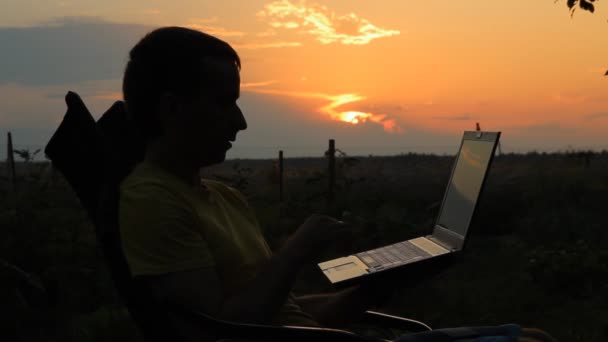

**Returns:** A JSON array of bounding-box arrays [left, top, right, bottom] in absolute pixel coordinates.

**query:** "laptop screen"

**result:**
[[436, 138, 495, 237]]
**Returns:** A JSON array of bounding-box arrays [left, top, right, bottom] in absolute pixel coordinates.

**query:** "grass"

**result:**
[[1, 151, 607, 341]]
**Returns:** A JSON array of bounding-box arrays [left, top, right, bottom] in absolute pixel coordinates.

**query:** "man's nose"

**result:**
[[234, 105, 247, 131]]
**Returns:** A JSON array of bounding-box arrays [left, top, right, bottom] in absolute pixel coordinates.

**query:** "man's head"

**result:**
[[122, 27, 246, 167]]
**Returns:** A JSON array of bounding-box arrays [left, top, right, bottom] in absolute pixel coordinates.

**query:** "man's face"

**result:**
[[172, 60, 247, 167]]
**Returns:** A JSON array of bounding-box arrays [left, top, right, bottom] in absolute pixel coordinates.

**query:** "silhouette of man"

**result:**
[[118, 27, 555, 342], [119, 27, 386, 332]]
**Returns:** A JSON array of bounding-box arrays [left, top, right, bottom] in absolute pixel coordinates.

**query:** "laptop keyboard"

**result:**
[[356, 241, 431, 270]]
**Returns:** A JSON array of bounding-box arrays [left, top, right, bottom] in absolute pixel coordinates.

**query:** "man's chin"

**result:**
[[200, 151, 227, 167]]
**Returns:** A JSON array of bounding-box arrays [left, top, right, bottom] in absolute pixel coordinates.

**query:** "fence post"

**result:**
[[278, 150, 284, 202], [327, 139, 335, 206], [7, 131, 16, 193]]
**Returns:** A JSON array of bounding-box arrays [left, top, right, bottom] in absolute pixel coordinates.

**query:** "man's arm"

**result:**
[[142, 214, 347, 325], [143, 245, 301, 325]]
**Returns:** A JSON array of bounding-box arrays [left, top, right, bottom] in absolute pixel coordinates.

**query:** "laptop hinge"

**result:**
[[431, 225, 464, 251], [426, 235, 451, 251]]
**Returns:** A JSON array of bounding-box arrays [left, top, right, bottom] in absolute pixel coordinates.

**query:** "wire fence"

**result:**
[[0, 144, 48, 162], [2, 143, 608, 161]]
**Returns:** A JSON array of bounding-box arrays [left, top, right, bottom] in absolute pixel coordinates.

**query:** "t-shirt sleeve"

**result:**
[[213, 182, 273, 256], [224, 185, 258, 223], [119, 182, 215, 277]]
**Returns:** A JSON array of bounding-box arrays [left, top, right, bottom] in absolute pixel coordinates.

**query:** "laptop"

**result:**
[[318, 131, 501, 286]]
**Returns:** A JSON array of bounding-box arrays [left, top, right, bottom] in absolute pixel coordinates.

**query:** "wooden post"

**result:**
[[7, 131, 16, 193], [327, 139, 335, 205], [278, 150, 284, 202]]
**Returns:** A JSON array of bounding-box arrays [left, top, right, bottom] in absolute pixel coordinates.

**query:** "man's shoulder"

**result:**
[[202, 179, 247, 205], [121, 161, 173, 190], [202, 178, 236, 193], [118, 167, 195, 228], [119, 163, 184, 204]]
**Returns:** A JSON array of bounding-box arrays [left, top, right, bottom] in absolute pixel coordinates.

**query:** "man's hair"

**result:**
[[122, 27, 241, 142]]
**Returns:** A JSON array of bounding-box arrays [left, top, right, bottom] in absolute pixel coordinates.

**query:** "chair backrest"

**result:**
[[45, 92, 179, 342], [44, 91, 103, 219]]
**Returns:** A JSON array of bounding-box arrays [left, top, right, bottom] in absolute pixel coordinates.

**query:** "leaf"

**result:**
[[579, 0, 595, 12]]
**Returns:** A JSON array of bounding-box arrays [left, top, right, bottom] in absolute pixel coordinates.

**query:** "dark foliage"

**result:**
[[2, 152, 608, 341]]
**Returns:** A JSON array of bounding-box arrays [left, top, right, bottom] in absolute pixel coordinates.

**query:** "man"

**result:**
[[119, 26, 385, 330], [118, 27, 555, 342]]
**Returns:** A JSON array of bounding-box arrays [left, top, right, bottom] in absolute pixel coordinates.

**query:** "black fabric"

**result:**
[[44, 91, 103, 220], [96, 99, 146, 192], [44, 91, 146, 221], [45, 92, 176, 342]]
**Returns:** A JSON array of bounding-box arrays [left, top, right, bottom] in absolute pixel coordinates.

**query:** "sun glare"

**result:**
[[340, 111, 371, 124], [321, 94, 402, 133], [245, 89, 403, 133]]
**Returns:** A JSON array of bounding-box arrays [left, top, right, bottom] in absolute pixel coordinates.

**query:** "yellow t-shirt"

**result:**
[[119, 160, 318, 327]]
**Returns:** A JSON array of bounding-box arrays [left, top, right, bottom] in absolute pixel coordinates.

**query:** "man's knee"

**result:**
[[518, 328, 558, 342]]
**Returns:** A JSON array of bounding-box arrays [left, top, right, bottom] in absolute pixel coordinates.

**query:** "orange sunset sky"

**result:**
[[1, 0, 607, 158]]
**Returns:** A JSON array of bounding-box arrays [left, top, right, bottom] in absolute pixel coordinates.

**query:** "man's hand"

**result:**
[[281, 214, 350, 265], [295, 281, 398, 329]]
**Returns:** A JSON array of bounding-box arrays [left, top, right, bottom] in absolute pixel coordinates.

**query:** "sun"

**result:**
[[340, 111, 371, 124]]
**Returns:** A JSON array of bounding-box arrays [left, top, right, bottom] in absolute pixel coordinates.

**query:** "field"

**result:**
[[1, 151, 607, 341]]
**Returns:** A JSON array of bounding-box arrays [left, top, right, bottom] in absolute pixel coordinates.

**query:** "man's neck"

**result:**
[[144, 140, 201, 188]]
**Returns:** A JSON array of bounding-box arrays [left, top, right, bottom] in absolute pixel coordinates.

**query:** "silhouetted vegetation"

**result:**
[[562, 0, 608, 75], [2, 151, 607, 341], [566, 0, 598, 14]]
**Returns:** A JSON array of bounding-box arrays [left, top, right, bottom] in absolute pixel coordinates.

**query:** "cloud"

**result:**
[[185, 18, 301, 49], [43, 79, 120, 100], [432, 114, 475, 121], [230, 91, 446, 158], [256, 29, 277, 37], [233, 41, 302, 49], [506, 122, 573, 136], [0, 79, 122, 132], [586, 66, 607, 74], [551, 93, 589, 104], [356, 103, 407, 115], [0, 16, 150, 86], [0, 15, 297, 87], [244, 88, 403, 134], [186, 18, 245, 38], [257, 0, 400, 45], [241, 80, 278, 88], [583, 112, 608, 121], [143, 9, 161, 16]]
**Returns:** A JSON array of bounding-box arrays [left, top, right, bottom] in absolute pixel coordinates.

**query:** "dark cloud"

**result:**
[[432, 114, 475, 121], [502, 123, 576, 151], [584, 112, 608, 121], [356, 103, 408, 114], [227, 92, 455, 158], [508, 122, 569, 133], [0, 17, 151, 85]]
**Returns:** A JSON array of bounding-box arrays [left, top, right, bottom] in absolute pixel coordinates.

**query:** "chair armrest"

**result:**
[[359, 311, 431, 333]]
